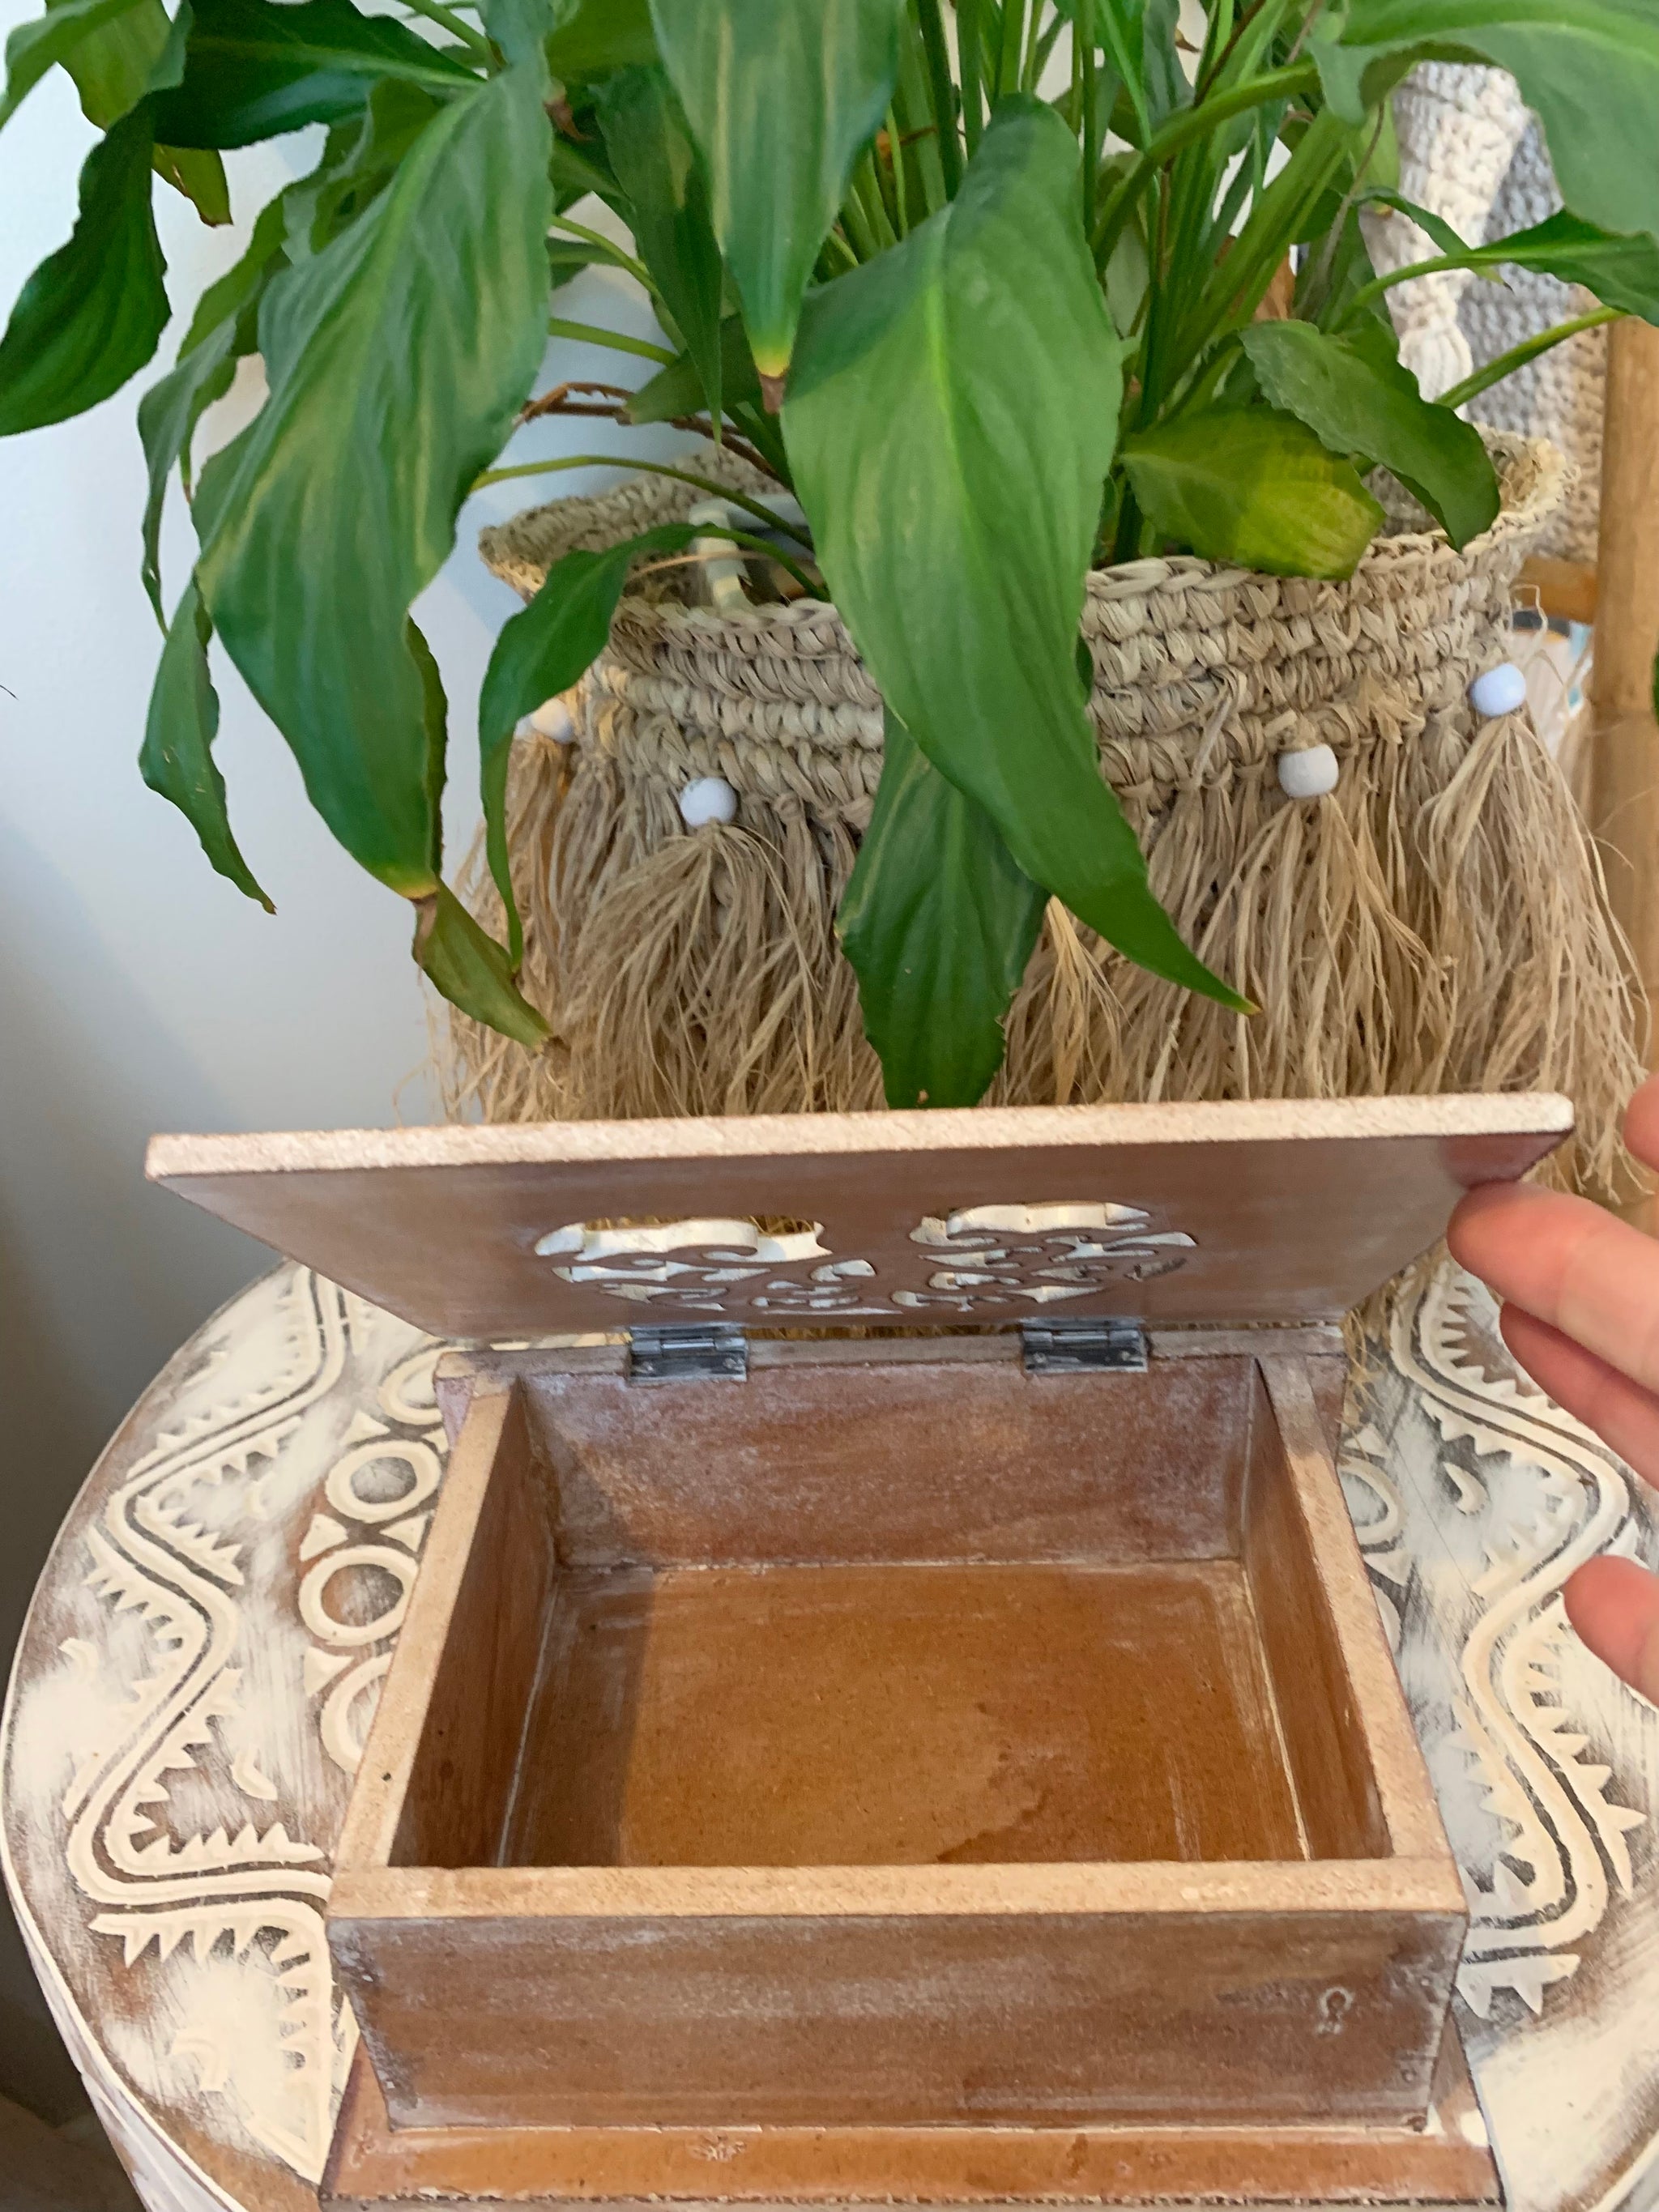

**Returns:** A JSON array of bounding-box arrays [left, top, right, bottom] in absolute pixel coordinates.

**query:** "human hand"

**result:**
[[1447, 1075, 1659, 1706]]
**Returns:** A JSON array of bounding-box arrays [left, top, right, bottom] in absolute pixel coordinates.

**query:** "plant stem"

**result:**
[[1091, 59, 1318, 265], [470, 454, 817, 547], [997, 0, 1026, 97], [1079, 0, 1099, 235], [1178, 100, 1346, 364], [647, 525, 821, 599], [886, 104, 911, 233], [852, 149, 900, 249], [1438, 306, 1626, 412], [959, 0, 985, 151], [399, 0, 492, 61], [546, 318, 676, 364], [548, 217, 654, 293], [914, 0, 962, 194], [838, 179, 881, 261], [1019, 0, 1043, 91]]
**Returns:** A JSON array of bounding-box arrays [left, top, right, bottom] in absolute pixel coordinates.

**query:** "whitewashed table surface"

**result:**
[[3, 1259, 1658, 2212]]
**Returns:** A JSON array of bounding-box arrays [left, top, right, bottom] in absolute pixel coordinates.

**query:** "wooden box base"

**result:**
[[322, 2035, 1502, 2210]]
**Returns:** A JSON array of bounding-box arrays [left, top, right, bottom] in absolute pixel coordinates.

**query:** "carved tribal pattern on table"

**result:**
[[535, 1200, 1195, 1318], [1, 1267, 446, 2192], [1349, 1265, 1659, 2209]]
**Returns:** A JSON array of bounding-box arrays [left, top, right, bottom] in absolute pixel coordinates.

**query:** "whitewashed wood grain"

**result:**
[[2, 1258, 1657, 2212]]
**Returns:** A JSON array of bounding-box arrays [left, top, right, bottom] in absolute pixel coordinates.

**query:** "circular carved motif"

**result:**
[[298, 1545, 416, 1647]]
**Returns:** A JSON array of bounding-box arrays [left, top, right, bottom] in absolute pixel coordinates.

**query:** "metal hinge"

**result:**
[[627, 1323, 749, 1384], [1020, 1314, 1147, 1375]]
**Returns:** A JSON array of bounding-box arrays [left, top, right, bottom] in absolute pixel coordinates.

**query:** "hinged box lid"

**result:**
[[147, 1094, 1571, 1343]]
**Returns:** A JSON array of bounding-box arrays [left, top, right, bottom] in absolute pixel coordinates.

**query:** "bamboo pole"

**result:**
[[1589, 318, 1659, 1215]]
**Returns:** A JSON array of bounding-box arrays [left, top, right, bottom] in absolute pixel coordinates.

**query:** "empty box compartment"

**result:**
[[327, 1340, 1465, 2136]]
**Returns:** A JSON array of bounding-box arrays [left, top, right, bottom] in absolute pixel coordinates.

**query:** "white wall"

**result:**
[[0, 32, 684, 2110]]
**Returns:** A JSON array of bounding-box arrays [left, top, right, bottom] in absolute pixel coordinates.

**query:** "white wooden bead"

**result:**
[[528, 696, 574, 742], [1276, 743, 1339, 799], [679, 775, 739, 828], [1469, 661, 1527, 718]]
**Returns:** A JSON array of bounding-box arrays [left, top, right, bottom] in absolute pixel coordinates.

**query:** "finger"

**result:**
[[1499, 1306, 1659, 1489], [1624, 1072, 1659, 1180], [1448, 1182, 1659, 1396], [1564, 1556, 1659, 1706]]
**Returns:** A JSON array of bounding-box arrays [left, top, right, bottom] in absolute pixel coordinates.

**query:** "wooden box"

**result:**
[[150, 1095, 1570, 2205]]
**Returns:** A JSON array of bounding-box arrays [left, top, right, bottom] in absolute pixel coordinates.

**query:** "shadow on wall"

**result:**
[[0, 819, 271, 2119]]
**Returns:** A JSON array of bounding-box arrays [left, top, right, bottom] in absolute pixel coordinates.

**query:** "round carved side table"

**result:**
[[4, 1260, 1657, 2212]]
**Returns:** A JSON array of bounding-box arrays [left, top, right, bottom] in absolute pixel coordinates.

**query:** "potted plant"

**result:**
[[1, 0, 1652, 1165]]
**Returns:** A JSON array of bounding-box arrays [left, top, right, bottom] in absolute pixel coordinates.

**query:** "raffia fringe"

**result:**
[[439, 435, 1642, 1207]]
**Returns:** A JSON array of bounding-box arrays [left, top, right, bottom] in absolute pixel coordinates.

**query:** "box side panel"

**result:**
[[1242, 1366, 1390, 1862], [329, 1906, 1465, 2132], [1252, 1361, 1461, 1869], [333, 1388, 524, 1875], [396, 1384, 555, 1869], [523, 1357, 1254, 1567]]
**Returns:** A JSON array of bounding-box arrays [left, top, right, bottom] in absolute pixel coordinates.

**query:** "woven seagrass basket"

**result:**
[[441, 433, 1637, 1200]]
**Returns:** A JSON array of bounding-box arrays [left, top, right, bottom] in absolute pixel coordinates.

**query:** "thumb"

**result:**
[[1565, 1556, 1659, 1705]]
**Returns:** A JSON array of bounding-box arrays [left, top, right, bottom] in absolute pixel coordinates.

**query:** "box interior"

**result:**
[[392, 1353, 1389, 1876]]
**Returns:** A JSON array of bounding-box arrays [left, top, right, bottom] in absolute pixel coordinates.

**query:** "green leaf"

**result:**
[[786, 97, 1242, 1063], [139, 322, 237, 618], [1122, 407, 1385, 577], [282, 79, 446, 261], [0, 0, 145, 132], [414, 883, 550, 1046], [1355, 185, 1469, 262], [623, 310, 760, 425], [138, 190, 288, 618], [480, 0, 557, 67], [0, 100, 168, 435], [650, 0, 905, 381], [57, 0, 167, 120], [196, 63, 552, 897], [154, 141, 231, 219], [478, 521, 699, 965], [150, 0, 475, 149], [35, 0, 230, 216], [840, 708, 1047, 1109], [596, 66, 724, 424], [407, 616, 447, 880], [1340, 0, 1659, 245], [546, 0, 658, 81], [1307, 15, 1416, 125], [1452, 209, 1659, 322], [140, 576, 273, 909], [1241, 320, 1499, 548]]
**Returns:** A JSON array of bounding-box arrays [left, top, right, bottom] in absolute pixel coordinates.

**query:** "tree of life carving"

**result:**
[[531, 1203, 1195, 1318]]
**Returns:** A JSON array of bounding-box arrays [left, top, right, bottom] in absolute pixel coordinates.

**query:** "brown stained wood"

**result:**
[[322, 2035, 1501, 2209], [338, 1387, 544, 1877], [147, 1095, 1572, 1341], [330, 1900, 1464, 2133], [521, 1355, 1254, 1568], [328, 1344, 1464, 2136], [1244, 1367, 1385, 1862], [1591, 318, 1659, 1184], [508, 1562, 1303, 1869], [1520, 554, 1597, 625], [1594, 318, 1659, 717], [1255, 1362, 1453, 1867]]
